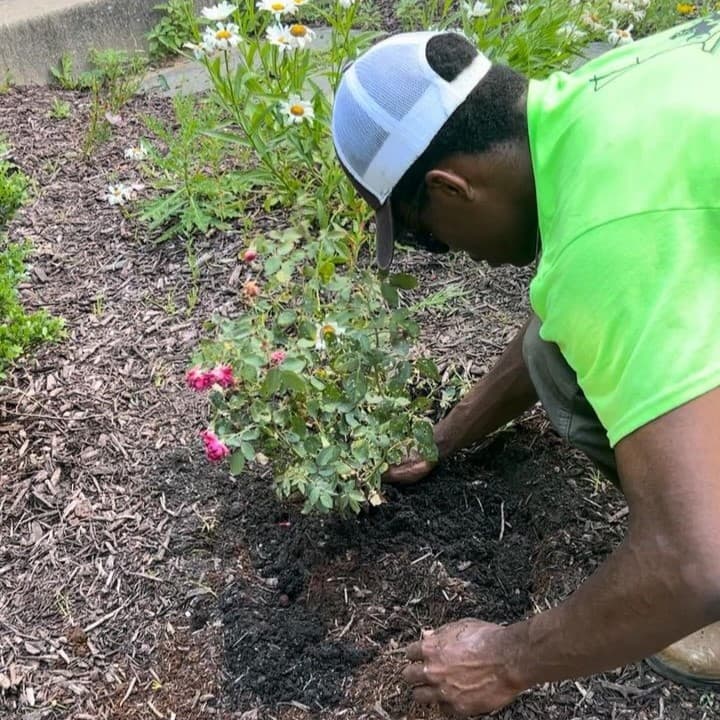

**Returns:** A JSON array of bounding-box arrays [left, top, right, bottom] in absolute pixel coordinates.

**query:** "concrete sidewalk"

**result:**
[[0, 0, 171, 85]]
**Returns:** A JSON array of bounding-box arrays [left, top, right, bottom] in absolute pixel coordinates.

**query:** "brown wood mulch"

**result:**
[[0, 82, 715, 720]]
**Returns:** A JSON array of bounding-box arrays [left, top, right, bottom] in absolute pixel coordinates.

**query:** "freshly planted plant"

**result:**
[[189, 227, 440, 514]]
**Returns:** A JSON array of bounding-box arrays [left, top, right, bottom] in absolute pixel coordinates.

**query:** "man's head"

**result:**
[[331, 31, 538, 269]]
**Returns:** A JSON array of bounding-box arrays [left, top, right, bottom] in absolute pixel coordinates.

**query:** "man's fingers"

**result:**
[[383, 461, 427, 485], [413, 685, 441, 705], [405, 640, 424, 661], [401, 662, 427, 686]]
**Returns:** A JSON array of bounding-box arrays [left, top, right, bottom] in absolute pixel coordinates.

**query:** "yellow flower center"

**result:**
[[271, 2, 285, 9], [290, 24, 308, 37], [321, 324, 335, 336], [676, 2, 695, 12], [290, 104, 306, 116], [216, 29, 232, 40]]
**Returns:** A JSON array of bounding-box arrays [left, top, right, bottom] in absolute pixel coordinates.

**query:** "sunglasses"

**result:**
[[393, 181, 450, 255]]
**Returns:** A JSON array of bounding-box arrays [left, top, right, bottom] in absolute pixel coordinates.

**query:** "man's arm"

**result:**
[[404, 386, 720, 716], [506, 384, 720, 683], [433, 315, 538, 458], [385, 316, 538, 484]]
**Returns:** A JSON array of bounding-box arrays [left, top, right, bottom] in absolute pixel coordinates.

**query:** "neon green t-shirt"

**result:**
[[526, 15, 720, 447]]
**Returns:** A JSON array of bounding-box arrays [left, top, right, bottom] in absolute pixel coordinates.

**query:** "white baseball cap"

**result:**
[[331, 31, 491, 269]]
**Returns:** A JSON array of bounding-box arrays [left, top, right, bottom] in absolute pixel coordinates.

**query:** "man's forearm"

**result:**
[[435, 316, 538, 457], [501, 531, 720, 689]]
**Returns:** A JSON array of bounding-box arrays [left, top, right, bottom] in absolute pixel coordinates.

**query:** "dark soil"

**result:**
[[212, 422, 713, 719]]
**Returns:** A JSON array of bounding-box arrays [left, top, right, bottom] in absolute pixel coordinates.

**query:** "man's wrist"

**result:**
[[433, 423, 457, 459], [493, 622, 535, 694]]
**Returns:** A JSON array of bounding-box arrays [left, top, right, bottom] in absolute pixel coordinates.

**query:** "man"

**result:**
[[330, 16, 720, 717]]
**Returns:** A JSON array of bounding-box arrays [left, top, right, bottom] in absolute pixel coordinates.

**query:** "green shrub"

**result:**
[[0, 142, 63, 376], [0, 149, 28, 228], [0, 242, 64, 376], [148, 0, 199, 60]]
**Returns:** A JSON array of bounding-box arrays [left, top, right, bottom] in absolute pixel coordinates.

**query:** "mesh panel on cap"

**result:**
[[353, 41, 432, 121], [332, 80, 389, 179]]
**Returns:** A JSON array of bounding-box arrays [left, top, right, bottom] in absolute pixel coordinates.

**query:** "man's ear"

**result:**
[[425, 169, 473, 201]]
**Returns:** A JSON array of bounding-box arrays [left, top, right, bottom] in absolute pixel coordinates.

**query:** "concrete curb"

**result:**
[[0, 0, 175, 85]]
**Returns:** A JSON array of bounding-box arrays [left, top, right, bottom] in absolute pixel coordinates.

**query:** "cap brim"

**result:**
[[375, 201, 395, 270], [335, 155, 398, 270]]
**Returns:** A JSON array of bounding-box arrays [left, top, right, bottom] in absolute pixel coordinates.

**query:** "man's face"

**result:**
[[393, 155, 538, 267]]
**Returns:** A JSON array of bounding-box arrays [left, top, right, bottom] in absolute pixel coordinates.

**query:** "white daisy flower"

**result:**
[[124, 145, 148, 161], [338, 0, 357, 6], [510, 2, 528, 13], [266, 24, 294, 53], [292, 0, 309, 6], [256, 0, 297, 17], [607, 20, 633, 45], [611, 0, 634, 12], [279, 95, 314, 124], [288, 23, 315, 49], [201, 1, 236, 20], [463, 0, 490, 17], [557, 22, 586, 40], [105, 184, 127, 206], [314, 321, 345, 351], [202, 22, 242, 51], [105, 183, 144, 206]]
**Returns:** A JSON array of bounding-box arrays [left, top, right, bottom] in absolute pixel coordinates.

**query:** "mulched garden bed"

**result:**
[[0, 79, 715, 720]]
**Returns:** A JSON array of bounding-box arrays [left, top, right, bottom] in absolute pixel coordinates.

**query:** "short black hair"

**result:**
[[392, 33, 529, 204]]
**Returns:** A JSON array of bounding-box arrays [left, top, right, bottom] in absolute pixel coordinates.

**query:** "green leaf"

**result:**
[[415, 357, 440, 381], [282, 357, 306, 373], [229, 451, 245, 475], [317, 445, 340, 466], [280, 369, 307, 394], [240, 441, 255, 461], [261, 367, 282, 397], [388, 272, 418, 290], [380, 283, 399, 308], [318, 260, 335, 283], [276, 309, 296, 327]]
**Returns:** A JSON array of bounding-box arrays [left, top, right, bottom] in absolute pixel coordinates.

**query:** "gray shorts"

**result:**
[[522, 315, 619, 487]]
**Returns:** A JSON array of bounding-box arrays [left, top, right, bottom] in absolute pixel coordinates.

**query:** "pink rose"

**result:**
[[269, 349, 286, 366], [210, 364, 235, 388], [243, 248, 258, 262], [200, 429, 230, 462], [186, 366, 213, 391]]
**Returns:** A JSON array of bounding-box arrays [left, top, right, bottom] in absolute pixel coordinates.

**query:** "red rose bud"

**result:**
[[186, 366, 213, 391], [269, 349, 286, 366], [210, 364, 235, 388], [199, 429, 230, 462]]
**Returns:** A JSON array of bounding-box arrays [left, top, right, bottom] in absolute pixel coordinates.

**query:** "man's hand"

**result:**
[[402, 619, 522, 717], [382, 448, 437, 485]]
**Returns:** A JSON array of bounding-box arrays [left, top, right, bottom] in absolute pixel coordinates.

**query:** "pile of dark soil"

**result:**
[[214, 424, 710, 719]]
